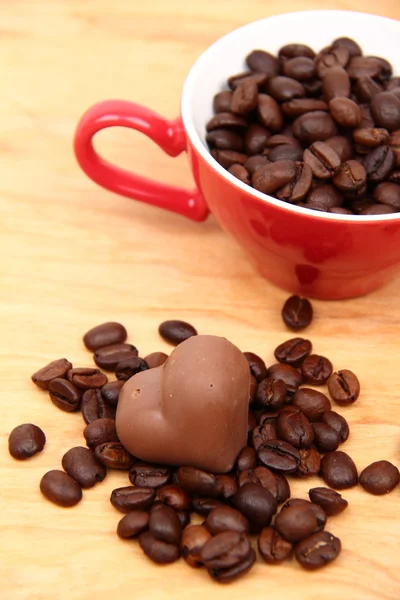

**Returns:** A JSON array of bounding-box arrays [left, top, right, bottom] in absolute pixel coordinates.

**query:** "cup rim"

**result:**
[[181, 10, 400, 223]]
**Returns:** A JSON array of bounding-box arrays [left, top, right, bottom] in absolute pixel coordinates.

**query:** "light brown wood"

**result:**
[[1, 1, 400, 599]]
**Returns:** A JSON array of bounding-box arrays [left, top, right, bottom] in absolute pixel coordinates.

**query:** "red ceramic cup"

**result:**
[[74, 10, 400, 300]]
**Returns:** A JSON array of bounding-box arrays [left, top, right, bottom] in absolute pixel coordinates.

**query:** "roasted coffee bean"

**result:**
[[281, 498, 326, 532], [325, 135, 354, 161], [303, 141, 341, 179], [258, 94, 284, 132], [312, 423, 340, 453], [94, 343, 138, 371], [243, 351, 267, 382], [252, 424, 278, 450], [244, 154, 270, 175], [267, 363, 303, 396], [83, 322, 127, 351], [213, 149, 248, 168], [316, 46, 350, 79], [31, 358, 72, 390], [322, 67, 350, 101], [329, 98, 361, 128], [387, 77, 400, 91], [206, 112, 247, 132], [301, 354, 333, 385], [359, 105, 375, 128], [207, 548, 256, 583], [258, 440, 301, 473], [139, 530, 180, 564], [158, 484, 190, 511], [388, 130, 400, 166], [255, 377, 287, 410], [129, 464, 170, 488], [149, 504, 182, 544], [309, 487, 348, 516], [355, 76, 383, 103], [206, 506, 249, 535], [83, 418, 118, 448], [321, 410, 349, 443], [82, 389, 115, 424], [228, 71, 268, 90], [353, 127, 389, 149], [295, 531, 341, 570], [230, 79, 258, 115], [268, 142, 304, 163], [252, 160, 297, 194], [304, 79, 323, 96], [200, 530, 251, 571], [181, 524, 212, 568], [292, 388, 331, 421], [276, 410, 314, 448], [117, 510, 149, 538], [279, 44, 315, 60], [144, 351, 168, 369], [347, 56, 382, 80], [281, 295, 313, 330], [158, 319, 197, 345], [328, 369, 360, 405], [332, 37, 362, 57], [296, 448, 321, 478], [216, 475, 238, 500], [8, 423, 46, 460], [213, 91, 233, 113], [228, 163, 250, 184], [206, 128, 244, 152], [274, 337, 312, 367], [48, 378, 81, 412], [244, 124, 270, 155], [110, 486, 155, 513], [283, 57, 315, 81], [67, 367, 107, 390], [115, 356, 149, 380], [258, 526, 293, 564], [333, 159, 367, 192], [329, 206, 353, 214], [176, 508, 189, 527], [275, 502, 319, 543], [100, 380, 124, 407], [233, 482, 277, 529], [370, 92, 400, 131], [246, 49, 279, 76], [191, 498, 225, 516], [281, 98, 328, 118], [292, 111, 337, 144], [276, 162, 313, 202], [275, 473, 291, 504], [360, 204, 397, 215], [176, 466, 218, 497], [40, 470, 82, 508], [238, 466, 278, 499], [236, 447, 257, 472], [373, 181, 400, 209], [359, 460, 400, 495], [320, 450, 358, 489], [363, 145, 395, 182], [267, 76, 305, 102], [95, 442, 133, 469], [61, 446, 106, 488]]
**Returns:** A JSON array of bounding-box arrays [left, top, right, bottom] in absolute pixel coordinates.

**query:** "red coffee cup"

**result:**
[[74, 11, 400, 300]]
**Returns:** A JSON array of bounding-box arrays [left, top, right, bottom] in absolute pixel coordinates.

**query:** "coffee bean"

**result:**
[[274, 338, 312, 367], [301, 354, 333, 385], [279, 44, 315, 60], [332, 37, 362, 57], [322, 67, 350, 101], [67, 367, 107, 390], [248, 374, 258, 405], [281, 295, 313, 330], [292, 388, 331, 421], [191, 498, 225, 516], [83, 418, 118, 448], [329, 98, 362, 128], [276, 411, 314, 448], [176, 466, 218, 497], [257, 439, 301, 473], [200, 531, 251, 570], [276, 162, 313, 202], [258, 94, 284, 132], [281, 498, 326, 532], [296, 448, 321, 478], [267, 363, 303, 396], [181, 524, 212, 567], [347, 56, 382, 80], [158, 320, 197, 345], [363, 145, 395, 182], [328, 369, 360, 405], [83, 322, 127, 351], [206, 112, 247, 132], [206, 128, 244, 152], [244, 155, 270, 176], [143, 351, 168, 369], [228, 163, 250, 184], [31, 358, 72, 390], [258, 526, 293, 564], [206, 506, 249, 535], [82, 389, 115, 424], [312, 423, 340, 453], [8, 423, 46, 460], [93, 343, 138, 371], [246, 50, 279, 77], [213, 91, 233, 113], [110, 486, 155, 513], [207, 548, 256, 583], [251, 421, 276, 449], [283, 57, 316, 81], [275, 473, 291, 504], [309, 487, 348, 516], [316, 46, 350, 79], [353, 127, 389, 149], [228, 71, 268, 90], [95, 442, 133, 469], [233, 482, 277, 529], [325, 135, 354, 161], [252, 160, 297, 194], [230, 79, 258, 115], [158, 484, 190, 511], [268, 142, 304, 164], [213, 149, 249, 170], [244, 124, 270, 155], [293, 111, 337, 145], [115, 356, 149, 381], [40, 470, 82, 507], [61, 446, 106, 488], [374, 182, 400, 209], [295, 531, 341, 570], [243, 351, 267, 382], [138, 530, 180, 564], [216, 475, 238, 500], [238, 466, 278, 499], [48, 378, 81, 412], [355, 76, 383, 103], [361, 204, 397, 215], [255, 377, 287, 410], [303, 142, 341, 179], [129, 464, 170, 488], [321, 410, 349, 443], [370, 92, 400, 131], [275, 503, 319, 543], [267, 76, 305, 102], [117, 510, 149, 538], [320, 451, 358, 489], [359, 460, 400, 495], [100, 380, 124, 407], [236, 447, 257, 472], [149, 503, 182, 544]]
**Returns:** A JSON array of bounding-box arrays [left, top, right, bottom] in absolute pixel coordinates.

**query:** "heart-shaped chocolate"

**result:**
[[116, 335, 250, 473]]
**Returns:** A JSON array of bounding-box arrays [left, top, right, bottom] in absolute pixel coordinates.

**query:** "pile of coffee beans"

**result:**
[[206, 37, 400, 215], [8, 306, 400, 583]]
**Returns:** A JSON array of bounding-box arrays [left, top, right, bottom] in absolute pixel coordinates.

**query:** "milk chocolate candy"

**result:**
[[116, 335, 250, 473]]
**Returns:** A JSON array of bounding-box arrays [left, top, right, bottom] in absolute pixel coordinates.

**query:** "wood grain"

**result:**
[[1, 1, 400, 599]]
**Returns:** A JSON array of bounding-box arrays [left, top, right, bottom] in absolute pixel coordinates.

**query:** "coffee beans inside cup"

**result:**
[[206, 37, 400, 215]]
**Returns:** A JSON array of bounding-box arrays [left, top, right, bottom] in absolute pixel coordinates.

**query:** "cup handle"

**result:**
[[73, 99, 209, 221]]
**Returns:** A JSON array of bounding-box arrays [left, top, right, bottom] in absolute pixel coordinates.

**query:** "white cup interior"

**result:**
[[181, 10, 400, 221]]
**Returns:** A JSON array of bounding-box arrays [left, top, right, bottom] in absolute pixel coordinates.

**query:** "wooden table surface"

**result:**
[[1, 1, 400, 599]]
